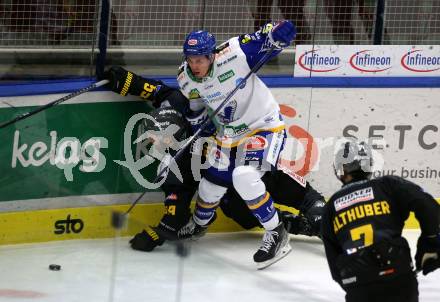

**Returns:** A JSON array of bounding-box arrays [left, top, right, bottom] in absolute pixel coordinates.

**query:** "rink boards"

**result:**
[[1, 78, 439, 244], [1, 201, 438, 245], [0, 202, 247, 245]]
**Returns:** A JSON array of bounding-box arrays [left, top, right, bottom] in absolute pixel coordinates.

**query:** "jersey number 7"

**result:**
[[350, 224, 373, 247]]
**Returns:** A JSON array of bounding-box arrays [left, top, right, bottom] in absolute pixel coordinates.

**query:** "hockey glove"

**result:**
[[268, 20, 296, 48], [301, 199, 325, 238], [415, 234, 440, 275], [280, 211, 319, 237], [105, 66, 160, 99], [105, 66, 133, 95], [186, 109, 216, 137], [129, 228, 164, 252]]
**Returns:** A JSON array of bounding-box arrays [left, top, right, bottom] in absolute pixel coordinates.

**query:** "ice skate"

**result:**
[[177, 213, 217, 240], [253, 221, 292, 270]]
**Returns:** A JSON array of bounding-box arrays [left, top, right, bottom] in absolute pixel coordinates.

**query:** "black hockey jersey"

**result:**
[[321, 175, 439, 284]]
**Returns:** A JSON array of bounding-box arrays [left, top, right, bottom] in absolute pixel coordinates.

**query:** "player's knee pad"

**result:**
[[198, 178, 227, 203], [232, 165, 265, 201]]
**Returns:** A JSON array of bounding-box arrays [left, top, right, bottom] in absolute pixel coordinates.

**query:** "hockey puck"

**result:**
[[48, 264, 61, 271]]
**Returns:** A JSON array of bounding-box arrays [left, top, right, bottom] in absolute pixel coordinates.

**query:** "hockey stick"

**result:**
[[111, 45, 278, 228], [0, 79, 109, 129]]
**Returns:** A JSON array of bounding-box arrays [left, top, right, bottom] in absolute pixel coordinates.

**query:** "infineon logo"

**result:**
[[297, 50, 341, 72], [401, 49, 440, 72], [349, 50, 392, 73]]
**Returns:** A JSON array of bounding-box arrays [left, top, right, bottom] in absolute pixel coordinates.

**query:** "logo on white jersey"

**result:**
[[207, 147, 230, 170], [218, 70, 235, 83], [218, 100, 237, 123], [189, 88, 200, 99], [222, 122, 249, 138], [244, 135, 268, 151], [235, 77, 246, 89]]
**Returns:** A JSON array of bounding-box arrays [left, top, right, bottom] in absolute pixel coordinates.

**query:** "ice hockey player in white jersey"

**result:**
[[177, 20, 296, 269]]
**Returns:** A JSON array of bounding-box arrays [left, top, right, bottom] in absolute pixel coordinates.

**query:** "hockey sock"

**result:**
[[193, 197, 220, 226], [246, 192, 279, 230]]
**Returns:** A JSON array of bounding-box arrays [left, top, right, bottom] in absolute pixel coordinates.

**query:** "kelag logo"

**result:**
[[54, 215, 84, 234], [401, 49, 440, 72], [297, 49, 341, 72], [349, 50, 392, 73], [11, 130, 107, 182]]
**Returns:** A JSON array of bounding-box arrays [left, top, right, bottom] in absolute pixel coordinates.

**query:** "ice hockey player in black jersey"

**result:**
[[321, 139, 440, 302], [105, 66, 325, 256], [106, 66, 205, 251]]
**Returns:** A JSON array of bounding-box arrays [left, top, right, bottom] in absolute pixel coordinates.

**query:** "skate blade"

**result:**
[[256, 243, 292, 270]]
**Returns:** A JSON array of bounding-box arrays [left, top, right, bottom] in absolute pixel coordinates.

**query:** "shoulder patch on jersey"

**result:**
[[333, 187, 375, 212], [239, 34, 252, 44], [238, 34, 256, 44], [216, 46, 232, 60], [216, 42, 230, 53]]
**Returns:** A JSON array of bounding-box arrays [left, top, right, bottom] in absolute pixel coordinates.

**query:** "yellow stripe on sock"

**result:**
[[197, 199, 220, 209], [248, 192, 270, 210]]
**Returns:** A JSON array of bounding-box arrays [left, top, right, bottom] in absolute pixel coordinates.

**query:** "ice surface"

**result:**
[[0, 230, 438, 302]]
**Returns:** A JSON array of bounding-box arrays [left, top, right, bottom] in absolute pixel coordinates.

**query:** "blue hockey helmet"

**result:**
[[183, 30, 216, 57]]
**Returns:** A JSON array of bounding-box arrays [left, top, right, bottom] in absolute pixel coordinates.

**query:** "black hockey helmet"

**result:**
[[142, 107, 190, 147], [333, 139, 374, 183]]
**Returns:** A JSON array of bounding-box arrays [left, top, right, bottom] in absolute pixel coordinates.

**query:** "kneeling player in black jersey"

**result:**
[[105, 66, 325, 253], [321, 139, 440, 302]]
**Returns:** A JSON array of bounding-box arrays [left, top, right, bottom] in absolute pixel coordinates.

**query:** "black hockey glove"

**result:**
[[105, 66, 160, 99], [280, 199, 325, 238], [129, 228, 164, 252], [105, 66, 133, 95], [301, 199, 325, 238], [281, 211, 316, 237], [415, 234, 440, 275]]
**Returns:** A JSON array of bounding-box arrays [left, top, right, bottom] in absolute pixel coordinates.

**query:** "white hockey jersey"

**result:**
[[177, 31, 285, 148]]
